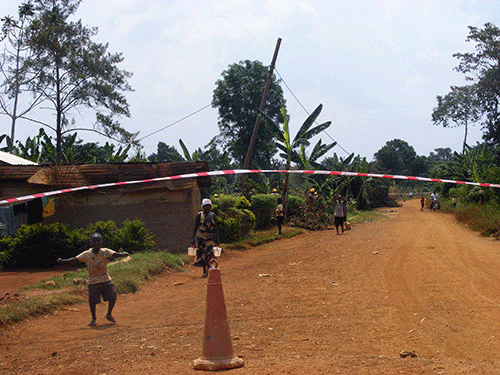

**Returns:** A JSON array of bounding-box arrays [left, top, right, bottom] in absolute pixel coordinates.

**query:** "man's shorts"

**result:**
[[334, 216, 344, 226], [88, 281, 117, 305]]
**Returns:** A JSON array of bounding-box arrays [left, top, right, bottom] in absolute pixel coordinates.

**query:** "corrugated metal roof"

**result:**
[[0, 151, 37, 165]]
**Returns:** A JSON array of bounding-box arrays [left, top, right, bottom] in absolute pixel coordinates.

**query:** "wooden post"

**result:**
[[243, 38, 282, 169]]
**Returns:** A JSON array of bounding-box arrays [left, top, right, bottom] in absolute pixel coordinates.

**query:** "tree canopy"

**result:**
[[212, 60, 286, 168], [373, 139, 418, 176], [21, 0, 137, 163], [446, 23, 500, 147], [432, 85, 481, 153]]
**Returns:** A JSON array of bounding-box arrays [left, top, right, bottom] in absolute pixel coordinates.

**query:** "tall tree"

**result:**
[[24, 0, 137, 163], [432, 85, 482, 153], [0, 2, 43, 148], [428, 147, 453, 163], [452, 23, 500, 146], [374, 139, 417, 176], [212, 60, 286, 168]]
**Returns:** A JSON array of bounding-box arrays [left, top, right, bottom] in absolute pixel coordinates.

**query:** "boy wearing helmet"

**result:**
[[191, 198, 220, 277]]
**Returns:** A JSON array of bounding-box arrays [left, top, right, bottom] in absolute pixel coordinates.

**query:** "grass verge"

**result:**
[[0, 229, 303, 327], [348, 208, 387, 224], [0, 293, 84, 326], [223, 227, 303, 250], [443, 202, 500, 237], [1, 251, 187, 327]]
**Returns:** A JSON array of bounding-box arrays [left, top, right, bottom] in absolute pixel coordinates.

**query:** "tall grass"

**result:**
[[451, 203, 500, 237]]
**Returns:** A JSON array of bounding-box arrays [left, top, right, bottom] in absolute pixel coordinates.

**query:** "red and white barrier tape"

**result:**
[[1, 169, 499, 206]]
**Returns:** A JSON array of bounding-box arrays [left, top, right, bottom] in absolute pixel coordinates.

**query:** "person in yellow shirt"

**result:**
[[58, 233, 129, 327]]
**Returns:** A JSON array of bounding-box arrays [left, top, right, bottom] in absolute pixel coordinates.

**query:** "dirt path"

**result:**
[[1, 199, 500, 374]]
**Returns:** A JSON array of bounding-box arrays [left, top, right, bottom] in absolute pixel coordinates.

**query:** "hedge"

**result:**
[[0, 219, 156, 269]]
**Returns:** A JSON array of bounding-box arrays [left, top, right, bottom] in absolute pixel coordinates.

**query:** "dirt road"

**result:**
[[1, 199, 500, 374]]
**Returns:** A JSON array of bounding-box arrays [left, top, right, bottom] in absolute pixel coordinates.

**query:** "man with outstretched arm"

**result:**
[[58, 232, 129, 327]]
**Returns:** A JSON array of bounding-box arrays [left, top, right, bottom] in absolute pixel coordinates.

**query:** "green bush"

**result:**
[[218, 217, 240, 243], [287, 195, 305, 219], [8, 223, 74, 268], [0, 237, 14, 268], [250, 194, 277, 228], [213, 194, 237, 212], [235, 195, 251, 209], [211, 195, 256, 243], [114, 219, 156, 253], [1, 219, 156, 269], [240, 209, 256, 236], [82, 220, 119, 249], [0, 237, 12, 270]]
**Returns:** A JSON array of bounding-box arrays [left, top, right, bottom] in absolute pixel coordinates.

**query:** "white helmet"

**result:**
[[202, 198, 212, 206]]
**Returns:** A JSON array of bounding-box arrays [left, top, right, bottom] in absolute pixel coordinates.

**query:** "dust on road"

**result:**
[[1, 199, 500, 374]]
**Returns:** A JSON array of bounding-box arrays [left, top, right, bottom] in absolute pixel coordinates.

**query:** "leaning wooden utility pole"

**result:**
[[243, 38, 282, 169]]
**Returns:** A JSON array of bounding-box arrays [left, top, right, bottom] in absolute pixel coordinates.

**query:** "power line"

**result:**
[[137, 102, 213, 142], [274, 68, 351, 156], [138, 67, 351, 159]]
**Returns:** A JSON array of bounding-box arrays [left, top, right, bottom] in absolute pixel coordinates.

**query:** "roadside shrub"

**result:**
[[240, 209, 256, 236], [235, 195, 251, 210], [8, 223, 74, 268], [69, 228, 93, 253], [114, 219, 156, 253], [212, 195, 256, 242], [0, 237, 13, 269], [250, 194, 276, 228], [82, 220, 119, 249], [2, 219, 156, 269], [218, 216, 240, 243], [287, 195, 305, 219], [454, 203, 500, 237], [213, 195, 237, 212]]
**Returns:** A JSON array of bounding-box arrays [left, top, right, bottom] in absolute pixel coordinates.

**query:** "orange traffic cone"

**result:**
[[193, 259, 244, 371]]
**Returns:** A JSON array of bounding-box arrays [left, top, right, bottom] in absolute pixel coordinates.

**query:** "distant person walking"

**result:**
[[191, 198, 220, 278], [342, 198, 348, 231], [420, 196, 425, 211], [334, 195, 345, 235], [58, 233, 129, 327], [275, 197, 284, 235], [452, 195, 457, 208], [430, 191, 440, 211]]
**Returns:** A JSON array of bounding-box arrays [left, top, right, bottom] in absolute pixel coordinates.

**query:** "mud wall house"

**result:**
[[0, 161, 211, 253]]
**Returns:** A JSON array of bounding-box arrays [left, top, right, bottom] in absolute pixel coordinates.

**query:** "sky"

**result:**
[[0, 0, 498, 165]]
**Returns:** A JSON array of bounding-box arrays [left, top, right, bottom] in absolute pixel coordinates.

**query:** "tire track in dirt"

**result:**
[[380, 200, 500, 362]]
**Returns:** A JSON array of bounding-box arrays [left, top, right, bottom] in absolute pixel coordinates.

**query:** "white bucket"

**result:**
[[187, 247, 197, 257], [213, 247, 222, 257]]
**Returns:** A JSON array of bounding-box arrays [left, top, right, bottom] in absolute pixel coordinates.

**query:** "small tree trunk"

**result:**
[[55, 63, 63, 165], [462, 120, 468, 153]]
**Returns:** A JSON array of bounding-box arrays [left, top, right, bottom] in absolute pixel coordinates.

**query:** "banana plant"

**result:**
[[179, 138, 200, 161], [271, 104, 335, 218], [0, 134, 15, 152]]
